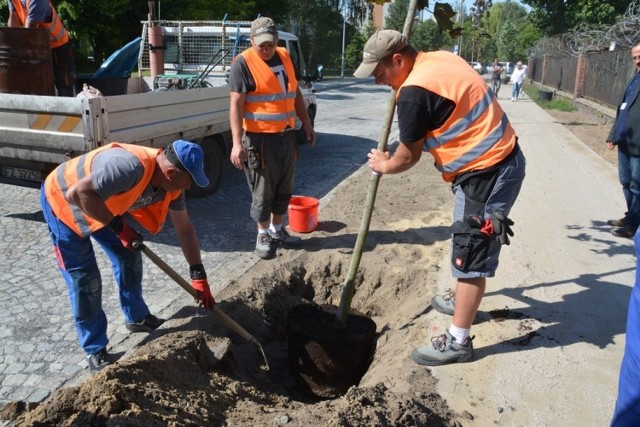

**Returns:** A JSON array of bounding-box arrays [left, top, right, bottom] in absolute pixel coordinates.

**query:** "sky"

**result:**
[[415, 0, 532, 20]]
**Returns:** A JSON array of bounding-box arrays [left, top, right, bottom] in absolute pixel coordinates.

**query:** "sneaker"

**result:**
[[86, 348, 112, 372], [411, 331, 474, 366], [255, 232, 273, 259], [431, 288, 455, 315], [611, 227, 635, 239], [511, 97, 515, 102], [607, 218, 626, 227], [268, 227, 302, 246], [125, 313, 165, 333]]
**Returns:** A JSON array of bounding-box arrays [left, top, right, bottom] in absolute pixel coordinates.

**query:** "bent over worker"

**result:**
[[228, 16, 316, 260], [8, 0, 77, 96], [354, 30, 526, 366], [41, 140, 215, 372]]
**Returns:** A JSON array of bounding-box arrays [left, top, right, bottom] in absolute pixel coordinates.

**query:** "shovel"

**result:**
[[287, 0, 421, 398], [135, 242, 270, 371]]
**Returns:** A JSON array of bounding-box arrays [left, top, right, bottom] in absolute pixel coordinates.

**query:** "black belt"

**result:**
[[246, 127, 294, 137]]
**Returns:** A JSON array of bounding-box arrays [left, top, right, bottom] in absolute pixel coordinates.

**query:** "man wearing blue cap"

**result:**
[[40, 140, 215, 372]]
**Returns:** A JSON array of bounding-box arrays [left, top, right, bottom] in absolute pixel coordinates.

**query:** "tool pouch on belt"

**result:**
[[243, 134, 263, 170], [451, 217, 490, 272]]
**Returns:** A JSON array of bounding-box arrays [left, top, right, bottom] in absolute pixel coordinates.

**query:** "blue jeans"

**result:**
[[40, 188, 149, 355], [511, 82, 522, 100], [611, 229, 640, 426], [617, 149, 640, 230]]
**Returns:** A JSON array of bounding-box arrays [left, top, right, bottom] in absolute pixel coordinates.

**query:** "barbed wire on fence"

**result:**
[[530, 0, 640, 57]]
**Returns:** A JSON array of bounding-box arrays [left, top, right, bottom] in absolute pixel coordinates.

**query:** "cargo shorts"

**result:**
[[450, 144, 526, 279], [243, 129, 297, 223]]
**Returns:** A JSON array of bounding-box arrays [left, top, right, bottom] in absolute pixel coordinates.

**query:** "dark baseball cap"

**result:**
[[353, 30, 408, 78]]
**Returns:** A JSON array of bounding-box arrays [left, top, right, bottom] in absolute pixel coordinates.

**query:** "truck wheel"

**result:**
[[186, 138, 224, 197], [296, 106, 316, 145]]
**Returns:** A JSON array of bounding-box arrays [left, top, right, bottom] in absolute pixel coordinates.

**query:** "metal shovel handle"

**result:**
[[136, 242, 269, 370]]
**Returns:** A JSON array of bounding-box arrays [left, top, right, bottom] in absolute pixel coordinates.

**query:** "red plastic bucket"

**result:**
[[288, 196, 319, 233]]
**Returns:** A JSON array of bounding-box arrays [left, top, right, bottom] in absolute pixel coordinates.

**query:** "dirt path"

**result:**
[[0, 89, 630, 427]]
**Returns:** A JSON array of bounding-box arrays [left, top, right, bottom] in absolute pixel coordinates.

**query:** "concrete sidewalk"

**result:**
[[429, 90, 633, 426]]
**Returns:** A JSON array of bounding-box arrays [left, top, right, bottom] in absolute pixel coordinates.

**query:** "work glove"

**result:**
[[190, 264, 215, 308], [490, 212, 514, 245], [107, 215, 143, 250]]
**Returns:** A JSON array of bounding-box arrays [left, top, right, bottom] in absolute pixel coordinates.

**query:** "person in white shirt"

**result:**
[[510, 61, 527, 101]]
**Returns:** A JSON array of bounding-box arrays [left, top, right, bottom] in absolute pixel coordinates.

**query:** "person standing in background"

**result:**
[[228, 17, 316, 259], [7, 0, 76, 96], [510, 61, 527, 102], [490, 58, 503, 98], [606, 42, 640, 239]]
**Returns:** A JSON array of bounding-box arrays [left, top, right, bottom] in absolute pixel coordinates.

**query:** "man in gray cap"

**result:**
[[41, 140, 215, 372], [355, 30, 526, 366], [228, 17, 316, 259]]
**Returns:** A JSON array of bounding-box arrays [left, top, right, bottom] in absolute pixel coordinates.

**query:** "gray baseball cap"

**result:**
[[353, 30, 408, 78]]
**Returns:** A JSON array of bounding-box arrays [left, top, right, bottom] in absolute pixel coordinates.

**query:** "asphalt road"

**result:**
[[0, 77, 396, 405]]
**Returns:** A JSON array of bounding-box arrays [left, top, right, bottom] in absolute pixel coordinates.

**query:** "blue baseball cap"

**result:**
[[165, 140, 209, 187]]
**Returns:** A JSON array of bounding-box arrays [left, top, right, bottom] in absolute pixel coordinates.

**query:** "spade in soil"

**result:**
[[286, 0, 424, 400]]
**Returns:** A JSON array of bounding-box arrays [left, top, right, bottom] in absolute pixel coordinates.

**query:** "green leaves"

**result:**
[[432, 2, 463, 38]]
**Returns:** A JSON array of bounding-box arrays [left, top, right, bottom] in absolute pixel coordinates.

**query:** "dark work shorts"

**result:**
[[450, 145, 526, 278], [243, 130, 297, 223]]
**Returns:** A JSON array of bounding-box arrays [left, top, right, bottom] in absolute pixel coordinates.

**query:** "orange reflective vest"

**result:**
[[241, 46, 297, 133], [398, 51, 517, 182], [10, 0, 69, 48], [44, 143, 181, 237]]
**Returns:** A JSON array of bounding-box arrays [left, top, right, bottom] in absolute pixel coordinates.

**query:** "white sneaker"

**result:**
[[510, 97, 515, 102]]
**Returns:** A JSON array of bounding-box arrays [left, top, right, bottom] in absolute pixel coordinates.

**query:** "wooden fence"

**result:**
[[528, 48, 635, 109]]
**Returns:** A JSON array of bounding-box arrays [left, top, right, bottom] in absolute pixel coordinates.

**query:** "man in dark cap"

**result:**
[[41, 140, 215, 372], [354, 30, 526, 366], [228, 16, 316, 259]]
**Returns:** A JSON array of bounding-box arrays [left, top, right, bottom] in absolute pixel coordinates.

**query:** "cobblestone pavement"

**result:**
[[0, 78, 396, 405]]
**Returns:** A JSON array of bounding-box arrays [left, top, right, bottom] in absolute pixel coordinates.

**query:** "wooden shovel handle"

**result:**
[[138, 244, 255, 343]]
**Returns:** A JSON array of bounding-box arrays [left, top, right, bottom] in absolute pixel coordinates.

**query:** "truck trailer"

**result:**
[[0, 20, 318, 197]]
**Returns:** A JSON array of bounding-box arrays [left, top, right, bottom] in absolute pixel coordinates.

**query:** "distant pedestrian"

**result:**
[[611, 228, 640, 426], [510, 61, 527, 102], [490, 58, 503, 97], [354, 30, 525, 366], [228, 16, 316, 259], [41, 140, 215, 372], [606, 42, 640, 239]]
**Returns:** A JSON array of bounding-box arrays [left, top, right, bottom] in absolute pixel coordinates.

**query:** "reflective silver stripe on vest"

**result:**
[[49, 14, 66, 43], [435, 113, 510, 174], [246, 91, 296, 102], [243, 111, 297, 122], [55, 153, 92, 236], [424, 90, 494, 151]]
